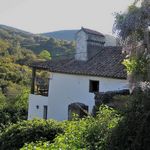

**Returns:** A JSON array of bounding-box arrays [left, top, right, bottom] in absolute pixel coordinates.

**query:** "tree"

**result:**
[[39, 50, 51, 60], [0, 40, 10, 56], [114, 0, 150, 90]]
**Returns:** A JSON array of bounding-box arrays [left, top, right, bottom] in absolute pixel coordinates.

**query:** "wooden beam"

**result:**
[[31, 67, 36, 94], [144, 28, 150, 52], [147, 30, 150, 52]]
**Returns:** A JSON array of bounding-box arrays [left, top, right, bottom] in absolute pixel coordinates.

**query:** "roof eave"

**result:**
[[30, 66, 127, 80]]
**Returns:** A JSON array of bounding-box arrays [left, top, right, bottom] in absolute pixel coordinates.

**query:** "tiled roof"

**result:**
[[82, 27, 105, 37], [31, 46, 127, 79]]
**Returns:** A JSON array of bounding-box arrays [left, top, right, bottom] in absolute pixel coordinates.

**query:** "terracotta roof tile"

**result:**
[[82, 27, 105, 37], [31, 46, 127, 79]]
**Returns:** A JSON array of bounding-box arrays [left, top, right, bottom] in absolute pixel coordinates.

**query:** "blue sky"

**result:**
[[0, 0, 134, 34]]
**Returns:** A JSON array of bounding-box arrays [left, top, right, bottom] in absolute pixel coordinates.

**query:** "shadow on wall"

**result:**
[[93, 89, 130, 115], [68, 102, 89, 120]]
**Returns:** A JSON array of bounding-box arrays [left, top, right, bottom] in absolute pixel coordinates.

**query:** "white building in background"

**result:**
[[28, 27, 128, 121]]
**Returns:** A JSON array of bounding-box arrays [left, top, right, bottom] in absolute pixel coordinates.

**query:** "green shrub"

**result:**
[[0, 92, 6, 109], [49, 119, 87, 149], [22, 141, 51, 150], [0, 107, 27, 131], [0, 119, 63, 150], [112, 95, 132, 114], [39, 50, 51, 60], [22, 119, 87, 150], [108, 89, 150, 150], [22, 105, 121, 150], [0, 87, 30, 131], [84, 105, 121, 150]]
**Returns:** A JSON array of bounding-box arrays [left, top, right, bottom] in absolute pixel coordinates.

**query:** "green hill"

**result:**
[[42, 29, 118, 46], [42, 30, 78, 41], [0, 25, 75, 58], [0, 24, 48, 47]]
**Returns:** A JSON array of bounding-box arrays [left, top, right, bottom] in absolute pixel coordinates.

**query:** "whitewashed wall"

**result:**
[[47, 73, 128, 121], [28, 94, 48, 120]]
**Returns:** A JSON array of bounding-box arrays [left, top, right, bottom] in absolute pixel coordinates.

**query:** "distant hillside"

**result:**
[[42, 29, 118, 46], [0, 25, 75, 58], [42, 30, 78, 41], [0, 24, 48, 46], [0, 24, 33, 35]]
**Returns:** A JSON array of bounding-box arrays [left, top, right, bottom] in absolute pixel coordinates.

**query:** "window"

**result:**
[[43, 105, 48, 119], [89, 80, 99, 92]]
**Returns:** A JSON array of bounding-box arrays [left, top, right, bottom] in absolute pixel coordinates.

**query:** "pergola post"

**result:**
[[31, 67, 36, 94], [144, 27, 150, 52], [147, 28, 150, 53]]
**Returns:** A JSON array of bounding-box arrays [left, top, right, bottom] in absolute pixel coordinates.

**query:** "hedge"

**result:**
[[0, 119, 63, 150]]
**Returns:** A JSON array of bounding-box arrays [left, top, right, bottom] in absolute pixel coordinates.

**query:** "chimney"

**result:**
[[75, 27, 105, 61]]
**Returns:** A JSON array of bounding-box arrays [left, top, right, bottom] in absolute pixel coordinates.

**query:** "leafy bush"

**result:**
[[13, 87, 30, 110], [0, 107, 27, 131], [112, 95, 131, 114], [0, 87, 29, 131], [0, 119, 63, 150], [22, 105, 121, 150], [123, 54, 150, 81], [0, 92, 6, 109], [22, 119, 87, 150], [108, 89, 150, 150], [22, 141, 51, 150], [49, 119, 87, 149], [84, 106, 121, 150], [39, 50, 51, 60]]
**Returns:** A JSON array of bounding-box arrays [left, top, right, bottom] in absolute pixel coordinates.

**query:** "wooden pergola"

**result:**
[[30, 67, 49, 96], [144, 26, 150, 52], [31, 67, 36, 94]]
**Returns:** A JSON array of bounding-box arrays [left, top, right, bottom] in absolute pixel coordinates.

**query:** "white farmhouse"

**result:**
[[28, 27, 128, 121]]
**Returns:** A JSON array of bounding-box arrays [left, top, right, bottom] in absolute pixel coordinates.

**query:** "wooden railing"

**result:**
[[36, 84, 49, 96], [30, 68, 49, 96]]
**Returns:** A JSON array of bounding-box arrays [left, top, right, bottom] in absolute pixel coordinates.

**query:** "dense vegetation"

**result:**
[[0, 25, 75, 58], [16, 105, 120, 150], [0, 90, 149, 150], [27, 37, 75, 58], [108, 0, 150, 149], [108, 89, 150, 150], [0, 39, 34, 130], [114, 0, 150, 83], [0, 119, 63, 150]]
